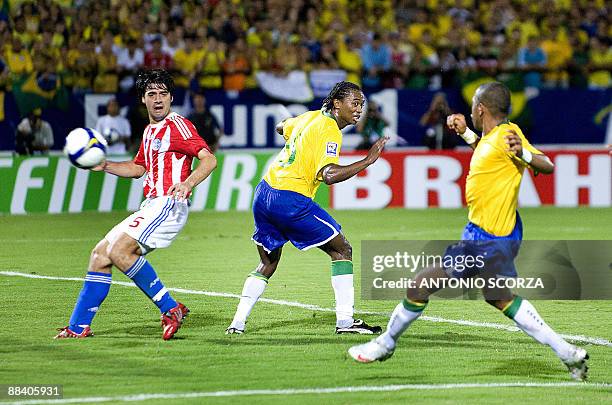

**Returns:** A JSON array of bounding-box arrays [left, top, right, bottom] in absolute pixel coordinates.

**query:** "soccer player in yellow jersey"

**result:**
[[227, 82, 389, 335], [349, 82, 589, 381]]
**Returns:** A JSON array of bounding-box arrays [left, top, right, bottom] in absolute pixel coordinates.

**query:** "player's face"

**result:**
[[335, 91, 364, 128], [142, 84, 172, 123]]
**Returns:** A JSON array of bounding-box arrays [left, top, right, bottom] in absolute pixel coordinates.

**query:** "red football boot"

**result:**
[[54, 326, 93, 339], [161, 302, 189, 340]]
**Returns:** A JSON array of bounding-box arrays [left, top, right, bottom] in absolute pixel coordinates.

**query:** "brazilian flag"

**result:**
[[459, 73, 533, 132], [11, 73, 69, 116]]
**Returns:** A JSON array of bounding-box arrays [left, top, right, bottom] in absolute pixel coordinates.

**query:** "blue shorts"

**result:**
[[444, 213, 523, 279], [252, 180, 341, 252]]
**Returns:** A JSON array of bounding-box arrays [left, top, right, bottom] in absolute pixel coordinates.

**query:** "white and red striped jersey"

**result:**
[[134, 112, 209, 198]]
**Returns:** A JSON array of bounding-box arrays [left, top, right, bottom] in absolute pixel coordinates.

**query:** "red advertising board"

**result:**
[[331, 150, 611, 209]]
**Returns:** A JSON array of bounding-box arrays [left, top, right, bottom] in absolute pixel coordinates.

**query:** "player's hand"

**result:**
[[446, 114, 467, 134], [364, 135, 389, 165], [91, 159, 107, 172], [504, 129, 523, 157], [168, 182, 192, 202]]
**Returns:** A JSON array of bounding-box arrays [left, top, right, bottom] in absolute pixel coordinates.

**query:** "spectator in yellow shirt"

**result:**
[[540, 30, 572, 87], [173, 34, 201, 88], [198, 36, 225, 89], [588, 37, 612, 89], [5, 37, 33, 76], [93, 39, 119, 93], [337, 34, 362, 86]]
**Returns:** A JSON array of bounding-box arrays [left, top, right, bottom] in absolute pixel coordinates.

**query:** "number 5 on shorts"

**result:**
[[129, 216, 145, 228]]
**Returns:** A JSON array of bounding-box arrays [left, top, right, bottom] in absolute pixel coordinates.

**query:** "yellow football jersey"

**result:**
[[264, 110, 342, 199], [466, 122, 542, 236]]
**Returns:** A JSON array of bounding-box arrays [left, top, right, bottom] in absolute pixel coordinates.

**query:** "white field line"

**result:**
[[1, 271, 611, 348], [1, 382, 610, 405]]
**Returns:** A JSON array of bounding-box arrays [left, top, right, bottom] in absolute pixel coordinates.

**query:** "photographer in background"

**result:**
[[356, 100, 389, 150], [15, 108, 54, 155], [95, 98, 131, 155], [420, 92, 457, 150]]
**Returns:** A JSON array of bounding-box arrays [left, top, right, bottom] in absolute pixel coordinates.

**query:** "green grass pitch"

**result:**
[[0, 207, 610, 404]]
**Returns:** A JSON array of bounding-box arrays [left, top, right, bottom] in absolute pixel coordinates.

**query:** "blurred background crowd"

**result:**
[[1, 0, 610, 96]]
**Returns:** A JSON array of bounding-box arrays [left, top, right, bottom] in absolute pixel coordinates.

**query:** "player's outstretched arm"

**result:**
[[505, 130, 554, 174], [319, 136, 389, 185], [168, 148, 217, 201], [447, 114, 479, 150], [93, 160, 146, 178]]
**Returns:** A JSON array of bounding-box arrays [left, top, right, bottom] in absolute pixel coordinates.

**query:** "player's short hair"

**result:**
[[322, 81, 362, 112], [475, 82, 511, 117], [136, 69, 175, 99]]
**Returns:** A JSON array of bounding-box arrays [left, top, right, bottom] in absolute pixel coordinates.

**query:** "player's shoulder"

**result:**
[[166, 112, 197, 139], [166, 111, 192, 125]]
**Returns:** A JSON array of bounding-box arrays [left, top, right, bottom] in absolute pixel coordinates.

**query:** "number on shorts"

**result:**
[[129, 216, 145, 228]]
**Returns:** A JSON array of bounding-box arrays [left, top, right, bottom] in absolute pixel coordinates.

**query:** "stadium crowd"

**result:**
[[0, 0, 610, 96]]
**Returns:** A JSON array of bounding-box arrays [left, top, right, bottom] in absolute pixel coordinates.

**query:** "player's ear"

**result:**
[[141, 96, 145, 104], [171, 96, 174, 103]]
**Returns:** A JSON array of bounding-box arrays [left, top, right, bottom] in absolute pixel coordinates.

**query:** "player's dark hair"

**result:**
[[476, 82, 511, 117], [136, 69, 175, 99], [322, 81, 362, 112]]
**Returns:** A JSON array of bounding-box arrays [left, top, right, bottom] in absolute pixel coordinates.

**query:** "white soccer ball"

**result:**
[[63, 127, 108, 169]]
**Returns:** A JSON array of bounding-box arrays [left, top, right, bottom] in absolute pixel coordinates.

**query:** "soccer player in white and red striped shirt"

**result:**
[[56, 69, 217, 340]]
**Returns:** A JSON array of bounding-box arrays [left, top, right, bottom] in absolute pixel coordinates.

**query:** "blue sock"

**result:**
[[125, 256, 177, 313], [69, 272, 112, 334]]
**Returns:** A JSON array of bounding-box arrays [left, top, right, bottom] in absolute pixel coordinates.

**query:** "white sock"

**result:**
[[506, 297, 573, 360], [377, 299, 426, 350], [332, 274, 354, 328], [230, 274, 268, 329]]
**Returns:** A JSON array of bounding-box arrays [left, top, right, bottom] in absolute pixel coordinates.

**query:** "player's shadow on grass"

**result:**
[[404, 331, 505, 346], [183, 311, 231, 327], [478, 357, 560, 379], [248, 313, 337, 333]]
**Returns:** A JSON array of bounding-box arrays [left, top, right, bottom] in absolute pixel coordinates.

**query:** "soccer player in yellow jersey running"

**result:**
[[227, 82, 388, 335], [349, 82, 589, 381]]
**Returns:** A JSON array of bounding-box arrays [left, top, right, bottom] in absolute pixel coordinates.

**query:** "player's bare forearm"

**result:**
[[97, 160, 146, 178], [319, 136, 389, 185], [168, 148, 217, 200], [527, 153, 554, 174], [504, 130, 554, 174], [184, 149, 217, 189], [319, 160, 370, 185]]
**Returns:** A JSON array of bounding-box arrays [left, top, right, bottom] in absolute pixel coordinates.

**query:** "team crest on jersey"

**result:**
[[152, 139, 162, 151], [326, 142, 338, 156]]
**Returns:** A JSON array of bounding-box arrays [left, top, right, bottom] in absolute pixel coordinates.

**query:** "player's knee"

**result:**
[[108, 241, 133, 269], [338, 241, 352, 261], [90, 242, 112, 270]]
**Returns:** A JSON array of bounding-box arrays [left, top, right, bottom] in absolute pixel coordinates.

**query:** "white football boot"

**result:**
[[348, 338, 395, 363], [561, 345, 589, 381]]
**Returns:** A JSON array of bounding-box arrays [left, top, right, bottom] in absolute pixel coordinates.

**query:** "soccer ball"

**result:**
[[64, 127, 107, 169]]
